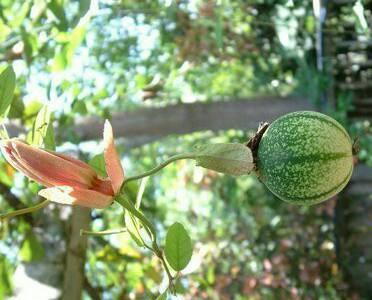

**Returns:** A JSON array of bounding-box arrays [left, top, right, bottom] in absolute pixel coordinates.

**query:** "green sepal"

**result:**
[[195, 143, 254, 176]]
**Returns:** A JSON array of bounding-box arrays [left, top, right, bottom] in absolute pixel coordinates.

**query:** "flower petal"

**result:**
[[45, 149, 93, 172], [1, 140, 53, 187], [38, 186, 114, 209], [10, 139, 96, 188], [103, 120, 125, 194]]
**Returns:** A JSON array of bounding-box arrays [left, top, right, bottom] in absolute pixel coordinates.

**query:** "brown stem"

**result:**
[[245, 122, 270, 167]]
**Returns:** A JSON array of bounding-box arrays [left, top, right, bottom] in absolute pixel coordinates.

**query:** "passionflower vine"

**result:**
[[0, 120, 124, 209]]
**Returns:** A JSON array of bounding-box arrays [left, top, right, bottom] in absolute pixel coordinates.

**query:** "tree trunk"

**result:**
[[336, 164, 372, 298], [61, 207, 91, 300]]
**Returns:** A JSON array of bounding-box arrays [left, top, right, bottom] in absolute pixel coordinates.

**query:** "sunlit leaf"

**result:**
[[125, 210, 145, 247], [24, 100, 43, 122], [136, 177, 149, 209], [88, 154, 107, 177], [8, 1, 31, 27], [72, 100, 88, 115], [21, 29, 38, 66], [0, 19, 11, 44], [165, 222, 192, 271], [0, 65, 16, 120], [44, 121, 56, 150], [53, 25, 87, 71], [52, 45, 69, 71], [32, 105, 55, 150]]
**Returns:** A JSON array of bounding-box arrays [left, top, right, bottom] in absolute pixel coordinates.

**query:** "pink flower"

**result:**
[[0, 121, 124, 209]]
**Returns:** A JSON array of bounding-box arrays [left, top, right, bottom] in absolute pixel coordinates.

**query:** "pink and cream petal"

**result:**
[[103, 120, 124, 194], [11, 140, 96, 188], [38, 186, 114, 209], [46, 149, 94, 171], [1, 142, 53, 187]]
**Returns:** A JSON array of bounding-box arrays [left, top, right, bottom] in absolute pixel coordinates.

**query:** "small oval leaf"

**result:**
[[165, 222, 192, 272]]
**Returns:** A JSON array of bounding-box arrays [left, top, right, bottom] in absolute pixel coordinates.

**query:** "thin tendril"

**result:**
[[0, 199, 50, 220], [80, 228, 128, 236]]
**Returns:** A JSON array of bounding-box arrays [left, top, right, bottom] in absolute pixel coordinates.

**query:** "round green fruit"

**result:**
[[256, 111, 354, 205]]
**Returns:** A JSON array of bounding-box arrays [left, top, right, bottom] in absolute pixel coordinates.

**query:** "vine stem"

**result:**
[[80, 228, 127, 236], [115, 153, 197, 293], [114, 194, 176, 293], [121, 153, 197, 189], [0, 199, 50, 220], [115, 193, 158, 242], [156, 250, 176, 294]]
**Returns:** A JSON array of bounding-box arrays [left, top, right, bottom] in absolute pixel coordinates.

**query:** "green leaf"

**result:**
[[165, 222, 192, 271], [196, 143, 254, 176], [32, 105, 55, 150], [21, 29, 38, 66], [0, 19, 11, 44], [136, 177, 149, 209], [53, 45, 69, 71], [79, 0, 91, 18], [124, 210, 145, 247], [7, 95, 24, 119], [124, 180, 152, 248], [24, 100, 43, 122], [72, 100, 88, 115], [8, 1, 31, 27], [156, 290, 168, 300], [123, 180, 139, 200], [0, 254, 14, 297], [0, 65, 16, 120], [48, 0, 68, 31], [175, 278, 187, 294], [20, 232, 45, 262], [44, 122, 56, 151], [88, 154, 107, 177], [72, 0, 91, 27]]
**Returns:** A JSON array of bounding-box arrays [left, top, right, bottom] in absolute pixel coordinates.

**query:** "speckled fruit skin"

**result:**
[[257, 111, 354, 205]]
